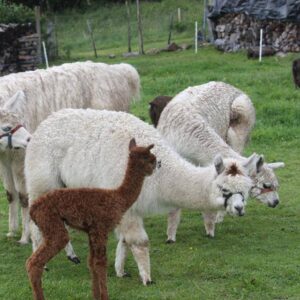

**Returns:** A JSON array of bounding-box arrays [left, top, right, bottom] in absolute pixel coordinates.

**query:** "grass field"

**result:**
[[1, 1, 300, 299]]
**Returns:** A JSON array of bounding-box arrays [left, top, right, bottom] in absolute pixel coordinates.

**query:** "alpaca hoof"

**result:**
[[6, 232, 17, 238], [206, 234, 214, 238], [146, 280, 155, 285], [67, 256, 81, 264], [166, 239, 175, 244], [18, 239, 29, 245], [122, 272, 131, 278]]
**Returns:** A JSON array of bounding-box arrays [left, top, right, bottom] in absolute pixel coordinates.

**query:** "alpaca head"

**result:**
[[129, 138, 157, 176], [0, 91, 31, 151], [149, 96, 172, 127], [213, 155, 253, 216], [246, 154, 285, 208]]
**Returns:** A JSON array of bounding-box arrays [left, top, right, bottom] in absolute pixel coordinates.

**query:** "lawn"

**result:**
[[1, 1, 300, 299]]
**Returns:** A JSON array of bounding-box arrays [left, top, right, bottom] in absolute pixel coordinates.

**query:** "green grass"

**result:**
[[1, 1, 300, 299], [52, 0, 203, 58]]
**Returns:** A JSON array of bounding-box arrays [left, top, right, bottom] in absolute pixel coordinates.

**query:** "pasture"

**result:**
[[0, 2, 300, 298]]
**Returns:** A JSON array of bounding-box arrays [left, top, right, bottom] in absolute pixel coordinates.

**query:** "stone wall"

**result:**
[[0, 23, 39, 76], [212, 13, 300, 53]]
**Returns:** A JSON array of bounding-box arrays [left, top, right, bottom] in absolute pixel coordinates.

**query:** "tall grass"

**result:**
[[1, 1, 300, 299]]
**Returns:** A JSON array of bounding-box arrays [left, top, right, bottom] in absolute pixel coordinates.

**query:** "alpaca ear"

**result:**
[[255, 155, 265, 173], [243, 153, 260, 175], [147, 144, 154, 151], [3, 90, 27, 115], [214, 154, 225, 175], [129, 138, 136, 150], [268, 162, 285, 169]]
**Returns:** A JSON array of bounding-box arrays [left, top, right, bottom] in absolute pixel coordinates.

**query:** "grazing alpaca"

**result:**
[[156, 81, 284, 241], [26, 138, 156, 300]]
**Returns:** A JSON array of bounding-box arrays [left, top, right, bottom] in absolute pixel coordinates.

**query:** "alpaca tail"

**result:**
[[227, 94, 256, 154]]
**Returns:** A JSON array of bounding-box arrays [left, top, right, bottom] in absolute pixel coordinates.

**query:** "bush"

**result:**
[[174, 21, 187, 33], [0, 1, 35, 23]]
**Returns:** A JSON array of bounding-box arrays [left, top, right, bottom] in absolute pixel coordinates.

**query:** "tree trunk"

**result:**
[[136, 0, 144, 55]]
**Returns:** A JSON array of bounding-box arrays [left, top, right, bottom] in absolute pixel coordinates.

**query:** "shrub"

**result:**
[[0, 1, 35, 23], [174, 21, 187, 33]]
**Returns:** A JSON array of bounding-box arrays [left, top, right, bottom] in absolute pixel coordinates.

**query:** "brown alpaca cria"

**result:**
[[149, 95, 172, 127], [26, 138, 156, 300]]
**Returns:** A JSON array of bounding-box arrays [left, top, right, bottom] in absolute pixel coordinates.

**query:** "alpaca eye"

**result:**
[[2, 126, 12, 132], [263, 183, 271, 189], [222, 188, 230, 194]]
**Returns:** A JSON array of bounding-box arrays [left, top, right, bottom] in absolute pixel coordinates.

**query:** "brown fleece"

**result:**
[[149, 95, 172, 127], [226, 163, 242, 176], [26, 138, 156, 300]]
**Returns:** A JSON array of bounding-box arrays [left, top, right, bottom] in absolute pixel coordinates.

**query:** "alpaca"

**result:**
[[149, 95, 172, 127], [0, 61, 140, 247], [155, 81, 285, 241], [25, 109, 255, 285], [26, 138, 156, 300]]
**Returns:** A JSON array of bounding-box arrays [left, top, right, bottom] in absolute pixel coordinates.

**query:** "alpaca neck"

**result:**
[[117, 157, 147, 212], [158, 152, 221, 211]]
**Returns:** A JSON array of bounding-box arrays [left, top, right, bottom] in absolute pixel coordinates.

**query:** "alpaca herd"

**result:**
[[0, 61, 285, 299]]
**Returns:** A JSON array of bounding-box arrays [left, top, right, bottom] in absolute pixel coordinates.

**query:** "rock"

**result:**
[[122, 51, 139, 58]]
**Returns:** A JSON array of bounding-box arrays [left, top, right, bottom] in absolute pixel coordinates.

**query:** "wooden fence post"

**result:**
[[136, 0, 144, 55], [87, 19, 98, 58], [125, 0, 132, 53]]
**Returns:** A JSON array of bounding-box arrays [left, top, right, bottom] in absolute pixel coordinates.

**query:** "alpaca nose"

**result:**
[[27, 137, 31, 142], [270, 199, 279, 208], [234, 206, 244, 216]]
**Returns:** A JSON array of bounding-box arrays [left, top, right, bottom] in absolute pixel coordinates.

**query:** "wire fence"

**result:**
[[46, 4, 205, 59]]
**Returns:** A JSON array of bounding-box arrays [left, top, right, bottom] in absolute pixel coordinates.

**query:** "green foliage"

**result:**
[[174, 21, 187, 33], [0, 1, 34, 23]]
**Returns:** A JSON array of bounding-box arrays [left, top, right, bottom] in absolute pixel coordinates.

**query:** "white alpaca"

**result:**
[[0, 61, 140, 248], [156, 81, 285, 241], [25, 109, 255, 285]]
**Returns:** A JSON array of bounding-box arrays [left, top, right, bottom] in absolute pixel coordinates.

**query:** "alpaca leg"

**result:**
[[6, 189, 19, 238], [27, 221, 69, 300], [116, 215, 152, 285], [130, 243, 151, 285], [166, 208, 182, 243], [19, 206, 30, 244], [19, 193, 30, 244], [65, 241, 80, 264], [30, 221, 43, 252], [31, 220, 78, 263], [88, 231, 108, 300], [0, 163, 19, 238], [203, 212, 217, 237], [115, 235, 129, 277]]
